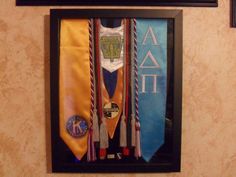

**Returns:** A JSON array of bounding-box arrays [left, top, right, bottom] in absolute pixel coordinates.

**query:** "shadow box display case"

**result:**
[[50, 9, 182, 173]]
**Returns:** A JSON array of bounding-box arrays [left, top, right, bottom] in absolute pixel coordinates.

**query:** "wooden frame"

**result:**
[[50, 9, 182, 173], [17, 0, 217, 7]]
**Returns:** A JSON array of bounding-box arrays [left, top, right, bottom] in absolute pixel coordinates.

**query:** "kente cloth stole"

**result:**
[[136, 19, 168, 162]]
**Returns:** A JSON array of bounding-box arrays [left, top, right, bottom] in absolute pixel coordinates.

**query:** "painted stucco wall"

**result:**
[[1, 0, 236, 176]]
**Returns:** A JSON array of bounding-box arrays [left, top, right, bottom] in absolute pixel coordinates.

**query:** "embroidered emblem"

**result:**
[[100, 35, 122, 61], [66, 115, 88, 138], [103, 102, 119, 119]]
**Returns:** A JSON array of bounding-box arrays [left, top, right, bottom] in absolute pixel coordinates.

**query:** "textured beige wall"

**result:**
[[1, 0, 236, 177]]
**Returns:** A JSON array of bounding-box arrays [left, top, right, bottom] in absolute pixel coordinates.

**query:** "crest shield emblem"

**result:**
[[100, 35, 122, 61]]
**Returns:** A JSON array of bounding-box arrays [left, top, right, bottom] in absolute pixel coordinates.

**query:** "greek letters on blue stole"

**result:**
[[136, 19, 168, 162]]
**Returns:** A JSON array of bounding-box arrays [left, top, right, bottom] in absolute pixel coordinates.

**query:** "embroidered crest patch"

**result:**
[[100, 35, 122, 61], [66, 115, 88, 138]]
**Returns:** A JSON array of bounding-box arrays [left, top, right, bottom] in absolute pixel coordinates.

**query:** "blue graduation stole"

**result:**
[[136, 19, 168, 162]]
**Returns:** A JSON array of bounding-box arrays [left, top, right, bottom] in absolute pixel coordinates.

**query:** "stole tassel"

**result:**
[[99, 148, 107, 160], [87, 130, 91, 161], [92, 109, 100, 142], [99, 119, 109, 149], [120, 114, 127, 147], [99, 119, 108, 160], [131, 114, 136, 147], [87, 130, 96, 161], [120, 19, 128, 149], [135, 121, 141, 158]]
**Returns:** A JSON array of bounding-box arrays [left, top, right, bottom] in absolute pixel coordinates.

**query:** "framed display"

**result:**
[[50, 9, 182, 173], [232, 0, 236, 27], [17, 0, 217, 7]]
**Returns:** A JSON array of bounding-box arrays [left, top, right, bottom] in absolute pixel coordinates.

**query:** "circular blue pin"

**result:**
[[66, 115, 88, 138]]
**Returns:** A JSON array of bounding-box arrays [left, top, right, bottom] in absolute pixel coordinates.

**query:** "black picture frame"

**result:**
[[50, 9, 182, 173], [232, 0, 236, 27], [17, 0, 217, 7]]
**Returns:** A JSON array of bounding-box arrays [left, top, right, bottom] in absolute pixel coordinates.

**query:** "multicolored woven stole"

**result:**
[[136, 19, 168, 162], [59, 19, 91, 160]]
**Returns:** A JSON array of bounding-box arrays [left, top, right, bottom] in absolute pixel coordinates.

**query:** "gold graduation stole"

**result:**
[[59, 18, 130, 161], [59, 19, 91, 160], [94, 19, 131, 159], [101, 69, 124, 139], [95, 19, 125, 140]]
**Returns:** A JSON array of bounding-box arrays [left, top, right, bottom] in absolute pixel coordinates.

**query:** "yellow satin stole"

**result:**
[[59, 19, 91, 160]]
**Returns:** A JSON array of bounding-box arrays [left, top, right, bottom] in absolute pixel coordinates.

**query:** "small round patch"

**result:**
[[66, 115, 88, 138], [103, 102, 119, 119]]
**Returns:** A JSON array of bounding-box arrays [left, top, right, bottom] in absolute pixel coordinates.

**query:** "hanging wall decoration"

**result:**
[[232, 0, 236, 27], [50, 9, 182, 173], [16, 0, 217, 6]]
